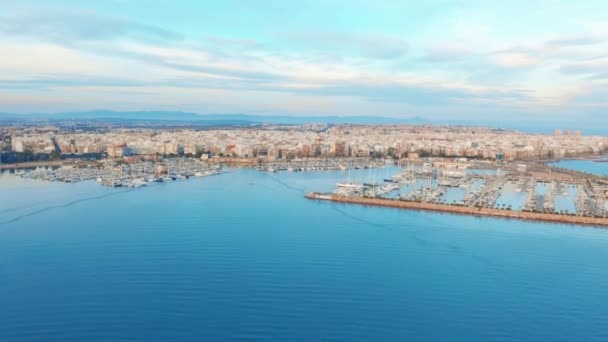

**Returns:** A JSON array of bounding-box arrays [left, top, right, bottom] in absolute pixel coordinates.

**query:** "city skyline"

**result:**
[[1, 0, 607, 126], [3, 3, 608, 341]]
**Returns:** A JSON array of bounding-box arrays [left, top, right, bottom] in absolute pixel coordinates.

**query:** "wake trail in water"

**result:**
[[0, 199, 66, 215], [329, 203, 498, 270], [0, 189, 135, 225], [331, 206, 387, 228], [330, 205, 433, 247], [258, 172, 306, 194]]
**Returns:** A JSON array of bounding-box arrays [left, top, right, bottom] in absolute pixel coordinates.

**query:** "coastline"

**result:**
[[306, 193, 608, 228], [0, 160, 85, 170]]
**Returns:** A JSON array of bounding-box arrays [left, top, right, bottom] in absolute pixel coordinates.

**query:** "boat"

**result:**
[[336, 182, 362, 189], [337, 165, 362, 189]]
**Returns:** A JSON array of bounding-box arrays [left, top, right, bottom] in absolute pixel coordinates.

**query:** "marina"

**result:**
[[5, 154, 608, 223], [307, 160, 608, 226], [13, 158, 222, 188]]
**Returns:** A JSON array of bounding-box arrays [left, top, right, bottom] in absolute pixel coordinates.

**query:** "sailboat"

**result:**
[[336, 165, 362, 189]]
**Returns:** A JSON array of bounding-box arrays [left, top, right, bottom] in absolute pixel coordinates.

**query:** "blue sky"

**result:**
[[1, 0, 607, 124]]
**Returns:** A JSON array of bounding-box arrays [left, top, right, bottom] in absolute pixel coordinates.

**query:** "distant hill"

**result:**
[[51, 110, 206, 121], [2, 111, 605, 135], [0, 111, 426, 125], [0, 112, 20, 120]]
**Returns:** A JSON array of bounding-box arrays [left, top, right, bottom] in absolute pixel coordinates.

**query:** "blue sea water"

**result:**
[[549, 158, 608, 176], [2, 169, 608, 341]]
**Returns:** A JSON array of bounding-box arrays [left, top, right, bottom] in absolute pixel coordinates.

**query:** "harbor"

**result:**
[[307, 160, 608, 227], [256, 158, 390, 172], [12, 158, 222, 188]]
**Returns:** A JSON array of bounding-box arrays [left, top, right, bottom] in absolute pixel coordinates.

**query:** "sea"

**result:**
[[1, 162, 608, 341], [549, 158, 608, 176]]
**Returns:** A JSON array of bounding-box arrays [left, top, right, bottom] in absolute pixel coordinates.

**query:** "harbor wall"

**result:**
[[306, 193, 608, 227]]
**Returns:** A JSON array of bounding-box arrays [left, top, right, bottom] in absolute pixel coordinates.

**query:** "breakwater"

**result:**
[[306, 193, 608, 227]]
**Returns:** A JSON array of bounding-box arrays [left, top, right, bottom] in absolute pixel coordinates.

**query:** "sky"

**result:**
[[0, 0, 607, 125]]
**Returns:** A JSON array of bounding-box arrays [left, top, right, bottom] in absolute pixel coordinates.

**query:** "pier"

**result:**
[[306, 193, 608, 227]]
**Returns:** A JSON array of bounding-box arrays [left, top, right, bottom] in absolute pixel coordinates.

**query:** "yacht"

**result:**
[[336, 182, 362, 189], [337, 166, 361, 189]]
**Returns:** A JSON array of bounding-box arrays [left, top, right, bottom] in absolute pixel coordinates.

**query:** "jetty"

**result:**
[[306, 193, 608, 227]]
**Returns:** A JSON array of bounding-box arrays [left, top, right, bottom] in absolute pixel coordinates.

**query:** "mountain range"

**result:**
[[0, 110, 428, 125]]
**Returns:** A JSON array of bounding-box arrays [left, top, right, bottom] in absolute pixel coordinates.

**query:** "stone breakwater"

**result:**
[[306, 193, 608, 227]]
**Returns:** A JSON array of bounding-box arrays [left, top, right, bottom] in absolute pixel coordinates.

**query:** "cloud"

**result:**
[[0, 76, 147, 90], [203, 36, 263, 51], [0, 9, 182, 43], [486, 34, 607, 73], [559, 57, 608, 75], [545, 35, 605, 47], [82, 43, 290, 83], [254, 76, 533, 107], [0, 4, 606, 119], [280, 31, 408, 60], [589, 73, 608, 80], [420, 45, 471, 62], [492, 52, 539, 69]]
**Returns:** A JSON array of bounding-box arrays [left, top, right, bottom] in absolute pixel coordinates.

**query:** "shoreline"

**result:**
[[0, 160, 89, 170], [306, 193, 608, 228]]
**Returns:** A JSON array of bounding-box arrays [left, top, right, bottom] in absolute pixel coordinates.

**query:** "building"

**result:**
[[107, 144, 128, 158], [155, 164, 168, 175]]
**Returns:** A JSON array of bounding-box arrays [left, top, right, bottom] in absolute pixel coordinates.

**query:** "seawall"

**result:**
[[306, 193, 608, 227]]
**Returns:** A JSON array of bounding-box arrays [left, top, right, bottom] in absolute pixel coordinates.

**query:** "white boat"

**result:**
[[336, 182, 362, 189], [337, 165, 361, 189], [133, 179, 147, 187]]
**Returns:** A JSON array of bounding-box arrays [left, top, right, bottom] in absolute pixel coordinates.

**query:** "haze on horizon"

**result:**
[[1, 0, 607, 125]]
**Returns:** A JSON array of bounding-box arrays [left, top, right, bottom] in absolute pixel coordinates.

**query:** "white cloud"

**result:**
[[492, 53, 539, 69]]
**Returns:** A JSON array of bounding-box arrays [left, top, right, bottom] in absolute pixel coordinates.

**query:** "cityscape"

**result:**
[[3, 123, 605, 161], [2, 122, 608, 226], [3, 1, 608, 341]]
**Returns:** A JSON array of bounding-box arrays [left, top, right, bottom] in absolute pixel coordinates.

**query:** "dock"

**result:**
[[306, 193, 608, 227]]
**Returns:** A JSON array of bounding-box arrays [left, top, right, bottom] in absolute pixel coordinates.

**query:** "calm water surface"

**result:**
[[2, 169, 608, 341], [549, 158, 608, 176]]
